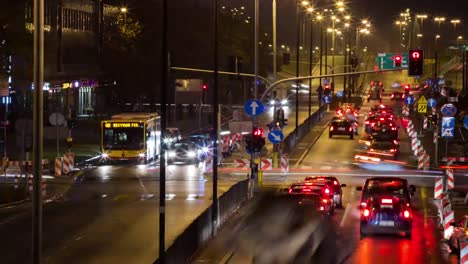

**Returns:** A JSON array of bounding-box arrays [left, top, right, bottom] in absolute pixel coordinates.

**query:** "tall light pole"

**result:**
[[33, 0, 44, 262], [434, 17, 445, 27], [331, 15, 336, 89], [272, 0, 277, 80], [307, 7, 314, 117], [451, 19, 461, 32]]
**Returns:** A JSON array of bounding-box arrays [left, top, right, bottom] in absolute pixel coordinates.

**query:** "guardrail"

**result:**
[[154, 179, 249, 264]]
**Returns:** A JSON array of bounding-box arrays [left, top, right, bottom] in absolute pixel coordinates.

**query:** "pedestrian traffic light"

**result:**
[[202, 84, 208, 90], [394, 55, 402, 68], [324, 84, 331, 95], [252, 127, 265, 153], [408, 49, 423, 76]]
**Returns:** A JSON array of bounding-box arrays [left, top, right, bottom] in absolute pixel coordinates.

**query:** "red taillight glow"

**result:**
[[349, 127, 353, 132], [403, 210, 410, 218], [324, 188, 330, 194], [365, 121, 369, 124], [363, 209, 370, 217], [288, 188, 292, 194], [333, 180, 338, 185], [320, 206, 325, 211], [302, 188, 311, 192], [390, 149, 396, 152], [393, 140, 399, 145], [381, 198, 393, 204], [379, 118, 385, 121], [391, 94, 394, 98], [322, 199, 328, 203], [330, 126, 334, 131], [361, 202, 367, 207]]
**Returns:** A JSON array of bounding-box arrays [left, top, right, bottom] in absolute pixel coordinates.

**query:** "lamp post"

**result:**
[[120, 7, 127, 31], [272, 0, 277, 80], [331, 15, 337, 90], [451, 19, 461, 32], [434, 17, 445, 27], [307, 7, 314, 117]]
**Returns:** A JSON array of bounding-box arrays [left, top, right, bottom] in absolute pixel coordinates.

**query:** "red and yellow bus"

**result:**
[[101, 113, 160, 162]]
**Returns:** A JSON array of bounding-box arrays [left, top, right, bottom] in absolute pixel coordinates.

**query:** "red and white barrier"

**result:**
[[417, 150, 428, 170], [281, 154, 289, 174], [433, 130, 438, 144], [423, 153, 430, 170], [434, 177, 443, 199], [204, 155, 213, 173], [260, 159, 272, 171], [447, 169, 455, 189], [234, 159, 250, 169], [63, 154, 70, 174], [444, 210, 454, 239], [423, 117, 428, 130], [460, 241, 468, 264], [55, 157, 62, 177]]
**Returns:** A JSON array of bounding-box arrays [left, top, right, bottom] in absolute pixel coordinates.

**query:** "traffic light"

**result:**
[[201, 84, 208, 103], [324, 84, 331, 95], [252, 127, 265, 153], [408, 49, 423, 76], [202, 84, 208, 91], [394, 55, 402, 68]]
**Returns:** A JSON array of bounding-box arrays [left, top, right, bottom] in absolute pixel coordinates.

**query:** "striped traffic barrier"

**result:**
[[434, 177, 443, 199], [423, 153, 430, 170], [204, 155, 213, 173], [433, 130, 438, 144], [417, 150, 426, 170], [67, 152, 74, 171], [27, 176, 47, 196], [281, 154, 289, 174], [63, 154, 70, 175], [42, 178, 47, 196], [55, 157, 62, 176], [460, 240, 468, 264], [447, 169, 455, 189], [423, 117, 428, 130], [444, 210, 454, 239]]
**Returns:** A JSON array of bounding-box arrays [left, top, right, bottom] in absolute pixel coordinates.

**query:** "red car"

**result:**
[[304, 176, 347, 207], [288, 181, 335, 215]]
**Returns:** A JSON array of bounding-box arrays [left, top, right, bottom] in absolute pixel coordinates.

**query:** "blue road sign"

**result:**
[[244, 99, 265, 116], [268, 130, 284, 144], [335, 90, 344, 98], [438, 78, 445, 85], [442, 116, 455, 138], [464, 116, 468, 129], [323, 78, 330, 85], [425, 78, 433, 86], [427, 98, 437, 108], [322, 95, 331, 104], [404, 95, 415, 105], [441, 103, 457, 117]]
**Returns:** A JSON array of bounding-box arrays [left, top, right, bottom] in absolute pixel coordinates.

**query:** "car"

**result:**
[[390, 92, 404, 100], [367, 90, 382, 103], [369, 104, 393, 116], [167, 141, 202, 165], [329, 119, 354, 139], [285, 191, 333, 218], [369, 121, 398, 140], [187, 134, 211, 159], [288, 181, 335, 215], [304, 176, 347, 207], [163, 128, 182, 147], [365, 139, 400, 160], [357, 177, 415, 238]]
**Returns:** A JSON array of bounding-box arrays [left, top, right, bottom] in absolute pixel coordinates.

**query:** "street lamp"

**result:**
[[451, 19, 461, 31], [434, 17, 446, 26], [416, 14, 428, 28]]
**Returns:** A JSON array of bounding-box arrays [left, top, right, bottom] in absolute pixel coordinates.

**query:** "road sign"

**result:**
[[234, 158, 250, 168], [322, 95, 331, 104], [268, 130, 284, 144], [244, 99, 264, 116], [323, 78, 330, 85], [464, 116, 468, 129], [441, 117, 455, 138], [425, 79, 433, 85], [418, 104, 427, 113], [438, 78, 445, 85], [441, 103, 457, 117], [376, 53, 409, 70], [418, 95, 427, 104], [336, 90, 344, 98], [404, 95, 415, 105], [427, 98, 437, 108], [260, 159, 272, 170]]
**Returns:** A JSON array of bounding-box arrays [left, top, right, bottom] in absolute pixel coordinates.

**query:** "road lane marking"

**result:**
[[340, 203, 352, 227], [421, 186, 428, 227]]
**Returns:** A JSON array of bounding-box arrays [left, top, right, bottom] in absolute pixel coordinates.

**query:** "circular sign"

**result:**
[[441, 103, 457, 117], [411, 51, 421, 59], [49, 113, 65, 126]]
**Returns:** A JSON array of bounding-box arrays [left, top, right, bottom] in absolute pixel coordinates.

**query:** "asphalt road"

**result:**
[[0, 163, 243, 264], [193, 71, 448, 263]]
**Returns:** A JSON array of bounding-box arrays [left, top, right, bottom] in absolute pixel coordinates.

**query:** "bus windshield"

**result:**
[[103, 127, 144, 150]]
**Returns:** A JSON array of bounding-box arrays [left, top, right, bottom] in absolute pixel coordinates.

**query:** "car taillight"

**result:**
[[403, 210, 410, 218], [330, 126, 334, 131], [361, 202, 367, 208], [381, 198, 393, 204], [363, 209, 370, 217], [365, 121, 369, 124], [379, 118, 385, 121], [324, 188, 330, 194], [349, 127, 353, 132], [371, 122, 375, 126], [302, 188, 311, 193], [391, 127, 396, 130], [333, 180, 338, 185], [288, 188, 292, 194], [390, 149, 396, 152], [394, 140, 399, 145], [391, 94, 394, 98], [320, 206, 325, 211], [322, 199, 328, 203]]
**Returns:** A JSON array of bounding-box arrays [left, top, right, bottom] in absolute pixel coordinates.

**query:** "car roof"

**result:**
[[365, 177, 407, 183]]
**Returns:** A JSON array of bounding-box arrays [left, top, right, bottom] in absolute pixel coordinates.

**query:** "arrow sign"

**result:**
[[234, 159, 250, 168], [244, 99, 265, 116], [404, 95, 415, 105], [261, 159, 272, 170], [268, 130, 284, 144], [427, 98, 437, 108], [322, 95, 331, 104]]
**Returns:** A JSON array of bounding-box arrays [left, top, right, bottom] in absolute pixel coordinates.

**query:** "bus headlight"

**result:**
[[168, 151, 176, 157], [102, 153, 109, 158], [138, 153, 145, 158], [187, 151, 196, 157]]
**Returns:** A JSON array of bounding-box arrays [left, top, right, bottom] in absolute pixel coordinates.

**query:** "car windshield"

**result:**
[[365, 180, 408, 197]]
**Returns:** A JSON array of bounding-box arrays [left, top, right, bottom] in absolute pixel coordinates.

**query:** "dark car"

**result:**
[[357, 177, 415, 238], [369, 121, 398, 140], [369, 104, 393, 116], [367, 90, 382, 103], [390, 92, 404, 100], [304, 176, 347, 207], [187, 134, 211, 159], [366, 139, 400, 160], [288, 181, 335, 215], [167, 141, 201, 165], [329, 120, 354, 139]]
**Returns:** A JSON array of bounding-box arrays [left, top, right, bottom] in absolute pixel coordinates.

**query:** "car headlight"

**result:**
[[270, 100, 275, 105], [202, 147, 209, 153], [163, 138, 170, 144], [168, 151, 176, 157], [138, 153, 145, 158], [102, 153, 109, 158], [281, 99, 288, 105], [187, 151, 196, 157]]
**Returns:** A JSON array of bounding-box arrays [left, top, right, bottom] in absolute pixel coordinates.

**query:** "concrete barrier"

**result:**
[[154, 179, 249, 264]]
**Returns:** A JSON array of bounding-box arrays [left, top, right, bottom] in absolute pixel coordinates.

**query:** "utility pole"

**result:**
[[212, 0, 219, 234], [308, 16, 313, 117], [158, 0, 168, 263], [295, 0, 300, 131], [32, 0, 44, 262], [272, 0, 277, 80]]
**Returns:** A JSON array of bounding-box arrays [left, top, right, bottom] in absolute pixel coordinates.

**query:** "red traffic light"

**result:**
[[253, 128, 263, 137], [411, 51, 421, 60], [395, 55, 402, 61], [202, 84, 208, 90]]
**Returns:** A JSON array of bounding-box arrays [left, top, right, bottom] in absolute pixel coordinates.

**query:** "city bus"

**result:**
[[100, 113, 160, 162]]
